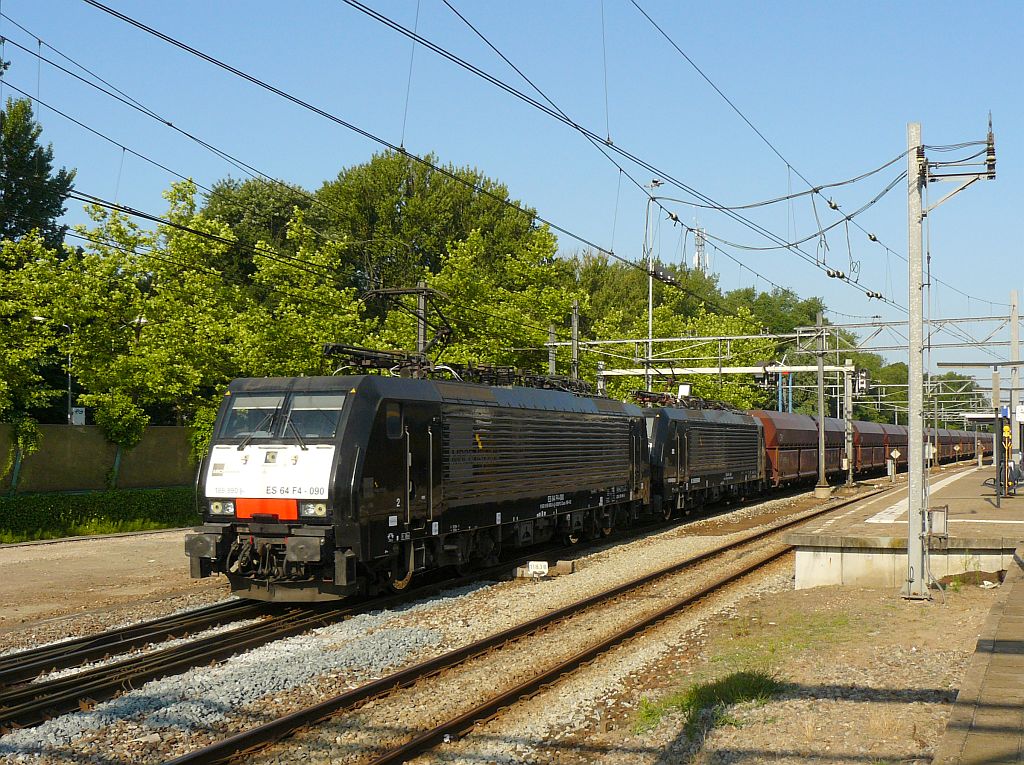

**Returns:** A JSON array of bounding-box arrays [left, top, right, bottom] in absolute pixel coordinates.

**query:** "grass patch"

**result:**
[[635, 670, 783, 737], [713, 611, 857, 672], [632, 610, 863, 742]]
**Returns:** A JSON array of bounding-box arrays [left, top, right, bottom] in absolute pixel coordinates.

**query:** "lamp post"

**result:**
[[32, 316, 72, 425]]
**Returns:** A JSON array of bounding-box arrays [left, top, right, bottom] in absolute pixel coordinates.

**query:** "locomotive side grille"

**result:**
[[686, 424, 760, 474], [442, 407, 632, 506]]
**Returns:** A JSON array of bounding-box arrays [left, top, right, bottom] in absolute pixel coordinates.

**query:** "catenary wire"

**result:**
[[64, 229, 554, 350], [629, 0, 1006, 310], [351, 0, 896, 305], [0, 30, 411, 258], [64, 5, 993, 358], [14, 5, 999, 364], [67, 192, 572, 342], [76, 0, 782, 331], [2, 20, 574, 344]]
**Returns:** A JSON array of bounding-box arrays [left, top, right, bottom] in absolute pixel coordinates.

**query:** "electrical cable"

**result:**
[[665, 151, 908, 211], [0, 78, 211, 192], [67, 190, 575, 343], [66, 189, 364, 286], [63, 230, 358, 317], [629, 0, 1006, 310], [3, 24, 575, 346], [66, 229, 553, 350], [599, 0, 611, 142], [0, 31, 402, 258], [61, 4, 1001, 358], [368, 0, 897, 306], [78, 0, 773, 330], [438, 0, 900, 335], [664, 170, 907, 252]]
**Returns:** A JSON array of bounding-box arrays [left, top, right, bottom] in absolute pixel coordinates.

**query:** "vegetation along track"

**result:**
[[169, 485, 887, 765]]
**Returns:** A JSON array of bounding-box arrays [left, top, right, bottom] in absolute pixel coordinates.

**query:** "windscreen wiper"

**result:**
[[285, 417, 309, 451], [236, 407, 280, 451]]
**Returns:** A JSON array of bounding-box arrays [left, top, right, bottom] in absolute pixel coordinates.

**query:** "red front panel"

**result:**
[[236, 498, 299, 521]]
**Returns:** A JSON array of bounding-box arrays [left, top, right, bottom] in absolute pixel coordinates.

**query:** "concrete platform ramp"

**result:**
[[786, 467, 1024, 589]]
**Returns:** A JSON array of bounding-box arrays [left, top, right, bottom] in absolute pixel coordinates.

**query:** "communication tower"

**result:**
[[692, 226, 708, 275]]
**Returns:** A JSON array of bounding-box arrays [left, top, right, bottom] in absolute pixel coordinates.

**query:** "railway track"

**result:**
[[0, 482, 817, 731], [0, 598, 263, 688], [0, 532, 624, 731], [167, 486, 887, 765], [0, 605, 333, 730]]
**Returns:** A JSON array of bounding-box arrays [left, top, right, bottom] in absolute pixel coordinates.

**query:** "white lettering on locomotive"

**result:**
[[203, 444, 335, 499]]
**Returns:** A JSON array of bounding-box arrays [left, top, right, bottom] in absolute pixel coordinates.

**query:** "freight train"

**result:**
[[186, 376, 992, 602]]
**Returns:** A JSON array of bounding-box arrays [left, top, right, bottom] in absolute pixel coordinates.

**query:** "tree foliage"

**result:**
[[376, 226, 580, 371], [0, 237, 60, 421], [1, 135, 926, 455], [0, 98, 75, 251], [201, 177, 316, 286], [315, 151, 537, 293], [32, 182, 240, 445]]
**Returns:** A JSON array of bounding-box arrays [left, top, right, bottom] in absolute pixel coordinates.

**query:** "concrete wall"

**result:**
[[17, 425, 117, 492], [119, 427, 196, 489], [1, 424, 195, 493], [794, 544, 1016, 589]]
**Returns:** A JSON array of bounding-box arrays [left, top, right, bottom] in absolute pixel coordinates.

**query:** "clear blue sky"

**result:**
[[2, 1, 1021, 365]]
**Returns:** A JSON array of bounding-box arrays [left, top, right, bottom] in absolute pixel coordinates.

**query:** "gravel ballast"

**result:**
[[0, 486, 915, 765]]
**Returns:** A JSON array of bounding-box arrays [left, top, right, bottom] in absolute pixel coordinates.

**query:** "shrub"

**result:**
[[0, 487, 199, 543]]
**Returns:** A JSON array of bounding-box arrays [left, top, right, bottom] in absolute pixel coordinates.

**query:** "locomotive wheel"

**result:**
[[566, 532, 581, 545], [600, 526, 613, 537]]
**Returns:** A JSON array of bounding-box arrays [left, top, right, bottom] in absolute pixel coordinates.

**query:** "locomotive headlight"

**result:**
[[209, 500, 235, 515], [299, 502, 328, 518]]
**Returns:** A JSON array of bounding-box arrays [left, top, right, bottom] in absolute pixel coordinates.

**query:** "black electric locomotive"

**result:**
[[187, 375, 651, 602], [646, 407, 765, 517]]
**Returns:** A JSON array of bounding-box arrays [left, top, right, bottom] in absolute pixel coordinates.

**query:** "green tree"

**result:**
[[574, 252, 723, 339], [316, 151, 537, 294], [201, 177, 319, 286], [0, 97, 75, 251], [233, 210, 367, 377], [376, 227, 581, 370], [0, 236, 60, 424], [38, 182, 240, 447], [585, 299, 775, 408], [723, 286, 824, 334]]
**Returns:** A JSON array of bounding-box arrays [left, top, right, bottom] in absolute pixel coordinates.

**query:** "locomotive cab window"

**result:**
[[385, 402, 403, 439], [219, 394, 285, 439], [285, 394, 346, 438]]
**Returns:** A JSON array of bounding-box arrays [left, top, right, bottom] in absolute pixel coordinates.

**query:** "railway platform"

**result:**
[[785, 464, 1024, 589], [933, 544, 1024, 763], [787, 466, 1024, 762]]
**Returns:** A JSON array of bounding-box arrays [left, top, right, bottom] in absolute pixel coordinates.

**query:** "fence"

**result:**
[[0, 425, 196, 494]]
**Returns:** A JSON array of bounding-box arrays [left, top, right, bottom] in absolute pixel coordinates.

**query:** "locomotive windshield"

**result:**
[[220, 394, 285, 439], [218, 392, 346, 440], [284, 394, 346, 438]]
